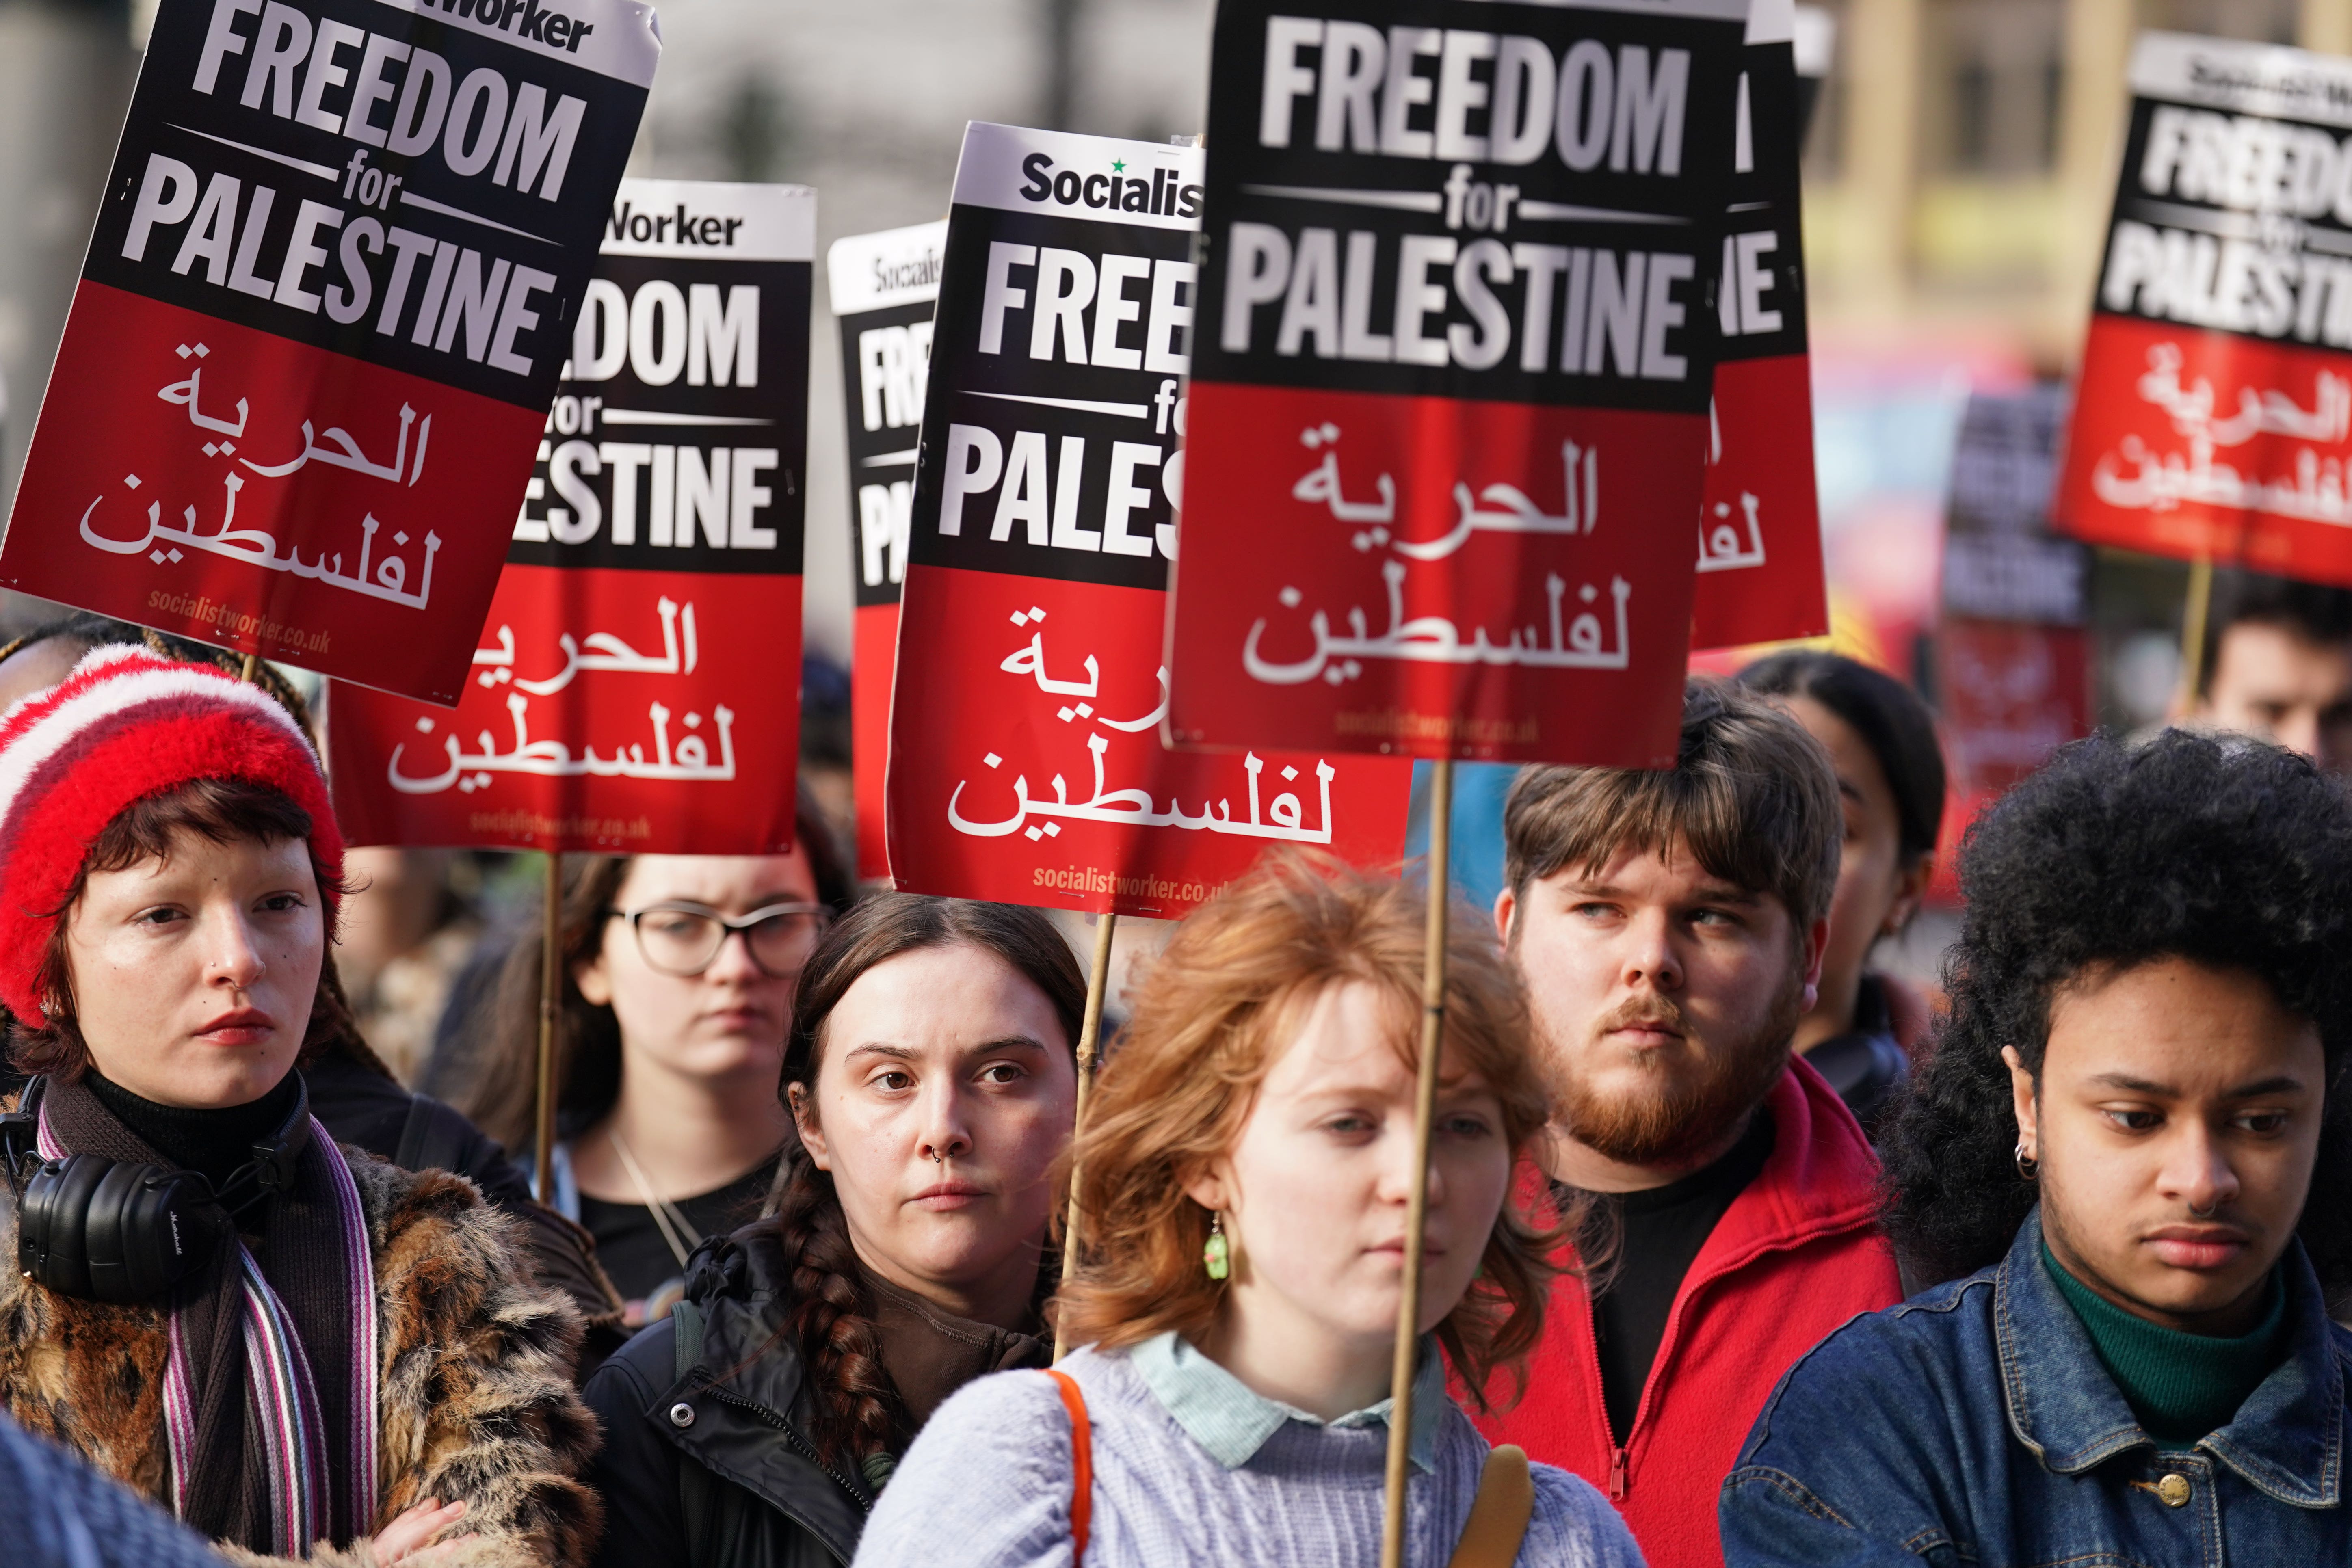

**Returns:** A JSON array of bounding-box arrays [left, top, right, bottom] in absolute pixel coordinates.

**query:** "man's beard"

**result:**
[[1550, 978, 1803, 1168]]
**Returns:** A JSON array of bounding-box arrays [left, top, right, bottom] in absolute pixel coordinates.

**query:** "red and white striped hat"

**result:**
[[0, 645, 343, 1023]]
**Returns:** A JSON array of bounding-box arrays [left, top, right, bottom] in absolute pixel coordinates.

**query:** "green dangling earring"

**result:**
[[1202, 1212, 1231, 1281]]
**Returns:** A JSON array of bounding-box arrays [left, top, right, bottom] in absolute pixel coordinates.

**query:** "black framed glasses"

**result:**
[[608, 901, 831, 978]]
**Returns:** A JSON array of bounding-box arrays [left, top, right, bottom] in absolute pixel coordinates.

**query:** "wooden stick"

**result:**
[[534, 851, 563, 1203], [238, 653, 258, 683], [1381, 757, 1452, 1568], [1053, 908, 1119, 1361], [2179, 555, 2215, 711]]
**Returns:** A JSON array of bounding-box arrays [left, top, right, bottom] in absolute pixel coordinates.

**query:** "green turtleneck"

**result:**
[[2042, 1241, 2287, 1444]]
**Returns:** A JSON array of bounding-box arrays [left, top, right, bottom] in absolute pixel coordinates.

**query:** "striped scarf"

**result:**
[[39, 1081, 379, 1556]]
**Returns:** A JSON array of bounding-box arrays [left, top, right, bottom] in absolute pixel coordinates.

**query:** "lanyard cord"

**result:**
[[606, 1127, 704, 1270]]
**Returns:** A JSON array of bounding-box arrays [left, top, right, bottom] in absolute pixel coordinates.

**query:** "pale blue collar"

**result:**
[[1129, 1330, 1447, 1472]]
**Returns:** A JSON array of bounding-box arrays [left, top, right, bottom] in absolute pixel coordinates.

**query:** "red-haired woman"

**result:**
[[855, 856, 1644, 1568], [583, 894, 1083, 1568], [0, 649, 597, 1568]]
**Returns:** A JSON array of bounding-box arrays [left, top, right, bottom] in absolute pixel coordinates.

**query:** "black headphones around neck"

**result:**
[[0, 1075, 312, 1304]]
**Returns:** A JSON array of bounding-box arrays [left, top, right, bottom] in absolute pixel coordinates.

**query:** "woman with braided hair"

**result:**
[[582, 893, 1082, 1568]]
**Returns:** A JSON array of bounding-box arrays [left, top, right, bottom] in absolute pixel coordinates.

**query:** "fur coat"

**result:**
[[0, 1139, 602, 1568]]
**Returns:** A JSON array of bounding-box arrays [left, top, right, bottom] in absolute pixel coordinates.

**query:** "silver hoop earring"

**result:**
[[2014, 1143, 2038, 1181]]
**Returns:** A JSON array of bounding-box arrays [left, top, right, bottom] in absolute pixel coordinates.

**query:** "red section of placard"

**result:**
[[2054, 313, 2352, 586], [887, 566, 1411, 916], [853, 599, 899, 880], [328, 563, 801, 853], [1928, 616, 2092, 902], [1, 282, 538, 704], [1692, 353, 1827, 650], [1167, 382, 1698, 766]]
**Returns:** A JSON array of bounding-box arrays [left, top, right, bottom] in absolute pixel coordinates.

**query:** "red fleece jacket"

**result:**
[[1470, 1056, 1901, 1568]]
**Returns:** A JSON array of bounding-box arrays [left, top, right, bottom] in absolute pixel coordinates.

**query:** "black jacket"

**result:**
[[585, 1227, 1052, 1568], [584, 1231, 879, 1568]]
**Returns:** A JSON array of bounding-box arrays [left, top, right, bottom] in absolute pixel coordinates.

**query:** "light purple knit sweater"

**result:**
[[853, 1345, 1647, 1568]]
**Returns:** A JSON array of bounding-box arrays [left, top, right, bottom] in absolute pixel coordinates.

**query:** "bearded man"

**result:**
[[1470, 679, 1903, 1568]]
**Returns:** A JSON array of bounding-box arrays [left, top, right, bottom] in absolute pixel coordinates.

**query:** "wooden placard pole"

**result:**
[[534, 851, 563, 1203], [1054, 909, 1119, 1361], [2178, 555, 2215, 712], [238, 653, 258, 683], [1381, 757, 1453, 1568]]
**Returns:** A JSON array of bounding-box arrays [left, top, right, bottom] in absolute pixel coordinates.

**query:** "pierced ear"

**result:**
[[1180, 1162, 1229, 1216], [2001, 1045, 2038, 1159]]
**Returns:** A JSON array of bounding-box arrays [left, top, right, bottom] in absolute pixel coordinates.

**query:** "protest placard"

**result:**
[[1692, 0, 1826, 650], [828, 219, 946, 878], [887, 122, 1412, 916], [0, 0, 658, 703], [1166, 0, 1744, 766], [2054, 32, 2352, 586], [1938, 385, 2092, 897], [327, 178, 811, 853]]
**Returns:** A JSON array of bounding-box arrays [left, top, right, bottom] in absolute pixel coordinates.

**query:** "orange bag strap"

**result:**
[[1446, 1444, 1535, 1568], [1046, 1369, 1093, 1564]]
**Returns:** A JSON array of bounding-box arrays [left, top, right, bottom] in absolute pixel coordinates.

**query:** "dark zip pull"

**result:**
[[1609, 1446, 1628, 1500]]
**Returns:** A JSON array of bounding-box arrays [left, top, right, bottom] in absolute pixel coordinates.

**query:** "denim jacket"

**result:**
[[1720, 1210, 2350, 1566]]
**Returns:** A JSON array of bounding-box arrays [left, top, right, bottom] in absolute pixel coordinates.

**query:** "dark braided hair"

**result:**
[[743, 894, 1084, 1474], [1881, 729, 2352, 1289]]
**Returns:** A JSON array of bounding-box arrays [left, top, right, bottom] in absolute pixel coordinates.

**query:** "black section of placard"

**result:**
[[838, 296, 935, 609], [2090, 89, 2352, 346], [907, 203, 1192, 592], [505, 252, 809, 575], [1709, 41, 1807, 369], [83, 0, 643, 411], [1191, 0, 1741, 414]]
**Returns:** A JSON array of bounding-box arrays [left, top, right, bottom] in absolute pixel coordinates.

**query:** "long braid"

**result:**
[[727, 895, 1085, 1479], [739, 1142, 898, 1474]]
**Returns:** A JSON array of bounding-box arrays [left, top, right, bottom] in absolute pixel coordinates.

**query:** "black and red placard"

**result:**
[[829, 219, 945, 879], [328, 178, 809, 854], [2054, 33, 2352, 585], [1168, 1, 1744, 766], [1692, 0, 1825, 650], [0, 0, 657, 703], [888, 123, 1411, 916]]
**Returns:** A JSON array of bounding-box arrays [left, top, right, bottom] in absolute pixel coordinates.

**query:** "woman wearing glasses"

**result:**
[[443, 794, 854, 1327]]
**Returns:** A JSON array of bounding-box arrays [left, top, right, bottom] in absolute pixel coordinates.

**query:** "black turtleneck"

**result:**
[[83, 1068, 303, 1193]]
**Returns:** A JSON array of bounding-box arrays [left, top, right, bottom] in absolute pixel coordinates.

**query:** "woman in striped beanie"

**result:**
[[0, 647, 600, 1568]]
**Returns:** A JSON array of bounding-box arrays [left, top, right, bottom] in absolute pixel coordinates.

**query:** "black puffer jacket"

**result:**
[[584, 1227, 1047, 1568]]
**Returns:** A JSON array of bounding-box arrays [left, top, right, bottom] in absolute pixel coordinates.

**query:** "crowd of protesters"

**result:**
[[0, 577, 2346, 1566]]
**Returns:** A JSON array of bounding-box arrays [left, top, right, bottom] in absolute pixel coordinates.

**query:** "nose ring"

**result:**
[[929, 1151, 944, 1165]]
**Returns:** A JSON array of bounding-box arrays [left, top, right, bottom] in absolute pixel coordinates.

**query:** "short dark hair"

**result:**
[[1880, 730, 2352, 1289], [1503, 677, 1841, 927], [2203, 569, 2352, 697], [1739, 650, 1947, 861], [14, 777, 347, 1081]]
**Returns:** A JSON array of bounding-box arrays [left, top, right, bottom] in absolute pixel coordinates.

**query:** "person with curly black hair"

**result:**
[[1721, 730, 2352, 1566]]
